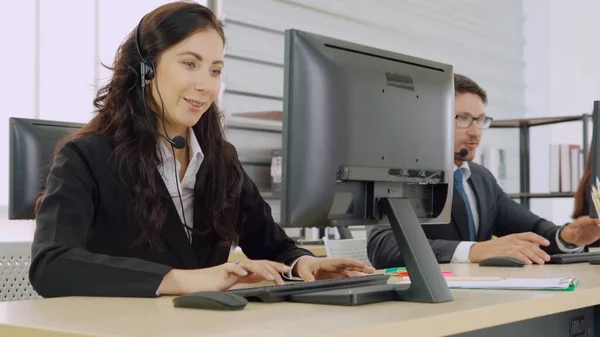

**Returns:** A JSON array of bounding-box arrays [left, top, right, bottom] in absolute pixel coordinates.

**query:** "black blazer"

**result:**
[[366, 162, 567, 269], [30, 134, 311, 298]]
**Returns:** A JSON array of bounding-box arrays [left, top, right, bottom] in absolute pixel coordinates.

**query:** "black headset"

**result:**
[[135, 16, 155, 87], [134, 15, 194, 239], [134, 16, 186, 149]]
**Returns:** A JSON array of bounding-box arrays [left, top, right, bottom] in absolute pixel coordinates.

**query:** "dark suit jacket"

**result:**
[[366, 162, 568, 269], [30, 134, 311, 298]]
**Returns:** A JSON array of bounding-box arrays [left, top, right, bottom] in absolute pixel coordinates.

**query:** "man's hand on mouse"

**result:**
[[559, 216, 600, 247], [468, 232, 551, 265]]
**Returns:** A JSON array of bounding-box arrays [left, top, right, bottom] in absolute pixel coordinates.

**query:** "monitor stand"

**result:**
[[378, 197, 453, 303], [286, 197, 452, 307]]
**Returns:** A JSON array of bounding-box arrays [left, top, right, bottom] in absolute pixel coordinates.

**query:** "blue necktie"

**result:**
[[454, 169, 477, 241]]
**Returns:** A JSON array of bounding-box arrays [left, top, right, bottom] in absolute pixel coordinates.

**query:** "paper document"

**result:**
[[399, 277, 579, 291]]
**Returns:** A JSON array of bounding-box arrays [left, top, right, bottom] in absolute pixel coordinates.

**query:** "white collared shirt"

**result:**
[[451, 161, 583, 263], [156, 128, 204, 241], [155, 129, 303, 287]]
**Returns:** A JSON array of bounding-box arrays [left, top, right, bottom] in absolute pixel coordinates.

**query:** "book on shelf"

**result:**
[[549, 144, 584, 193], [473, 147, 519, 193]]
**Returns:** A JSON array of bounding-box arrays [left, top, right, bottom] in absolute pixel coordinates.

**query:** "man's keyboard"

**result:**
[[549, 251, 600, 264], [227, 274, 390, 303]]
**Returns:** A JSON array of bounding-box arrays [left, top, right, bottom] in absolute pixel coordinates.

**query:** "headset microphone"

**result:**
[[156, 134, 187, 150], [164, 135, 186, 150], [455, 148, 468, 157]]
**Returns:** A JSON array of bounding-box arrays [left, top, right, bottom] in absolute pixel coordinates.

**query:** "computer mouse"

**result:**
[[172, 291, 248, 311], [478, 256, 526, 267]]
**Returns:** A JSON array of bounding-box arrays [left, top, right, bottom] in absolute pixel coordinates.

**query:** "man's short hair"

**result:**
[[454, 74, 487, 105]]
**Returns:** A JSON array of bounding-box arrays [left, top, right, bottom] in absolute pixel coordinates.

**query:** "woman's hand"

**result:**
[[234, 259, 290, 285], [293, 256, 375, 281], [157, 259, 291, 295]]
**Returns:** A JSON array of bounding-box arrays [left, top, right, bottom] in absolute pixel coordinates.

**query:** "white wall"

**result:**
[[522, 0, 553, 220], [1, 0, 207, 210], [548, 0, 600, 224], [39, 0, 96, 122], [523, 0, 600, 225], [223, 0, 528, 121], [1, 0, 37, 207]]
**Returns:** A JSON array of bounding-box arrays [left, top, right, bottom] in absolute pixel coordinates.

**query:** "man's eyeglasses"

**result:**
[[455, 115, 493, 129]]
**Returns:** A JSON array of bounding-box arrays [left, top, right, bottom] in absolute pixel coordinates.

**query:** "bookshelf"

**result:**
[[490, 114, 593, 209]]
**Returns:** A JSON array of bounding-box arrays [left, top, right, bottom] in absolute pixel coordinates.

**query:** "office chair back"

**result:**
[[0, 241, 40, 301], [323, 237, 372, 267]]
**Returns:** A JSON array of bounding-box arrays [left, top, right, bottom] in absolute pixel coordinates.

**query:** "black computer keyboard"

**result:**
[[549, 251, 600, 264], [227, 274, 390, 303]]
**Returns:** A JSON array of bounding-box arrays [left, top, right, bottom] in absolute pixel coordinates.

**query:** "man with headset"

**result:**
[[366, 74, 600, 268]]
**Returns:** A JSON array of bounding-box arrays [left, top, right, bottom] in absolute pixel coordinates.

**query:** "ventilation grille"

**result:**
[[0, 243, 40, 302]]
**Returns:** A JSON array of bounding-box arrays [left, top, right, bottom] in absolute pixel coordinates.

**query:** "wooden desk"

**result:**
[[0, 263, 599, 337]]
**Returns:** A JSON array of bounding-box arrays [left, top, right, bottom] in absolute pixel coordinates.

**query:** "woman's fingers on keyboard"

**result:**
[[266, 260, 291, 274], [238, 260, 285, 285], [327, 257, 376, 273]]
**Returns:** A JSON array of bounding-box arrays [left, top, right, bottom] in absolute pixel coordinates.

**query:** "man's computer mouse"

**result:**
[[172, 291, 248, 311], [478, 256, 526, 267]]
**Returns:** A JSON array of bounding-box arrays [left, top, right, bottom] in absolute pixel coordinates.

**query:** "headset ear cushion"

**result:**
[[145, 60, 155, 80], [141, 59, 155, 80]]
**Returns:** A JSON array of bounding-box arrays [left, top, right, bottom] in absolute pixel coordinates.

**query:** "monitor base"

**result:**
[[379, 197, 453, 303]]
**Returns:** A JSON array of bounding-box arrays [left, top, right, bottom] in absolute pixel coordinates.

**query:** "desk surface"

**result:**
[[1, 263, 600, 337]]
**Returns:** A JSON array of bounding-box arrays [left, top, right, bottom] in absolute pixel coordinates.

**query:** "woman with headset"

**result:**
[[29, 1, 374, 298]]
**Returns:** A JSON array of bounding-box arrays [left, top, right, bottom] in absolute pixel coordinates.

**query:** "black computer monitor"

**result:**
[[281, 29, 455, 303], [9, 117, 83, 219]]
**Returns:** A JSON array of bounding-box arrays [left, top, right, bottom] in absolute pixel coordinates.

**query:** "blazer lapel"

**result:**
[[451, 187, 472, 241], [155, 171, 198, 269]]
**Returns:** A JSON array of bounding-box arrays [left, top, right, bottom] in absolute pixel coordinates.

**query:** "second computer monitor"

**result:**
[[281, 29, 455, 228], [9, 117, 83, 220]]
